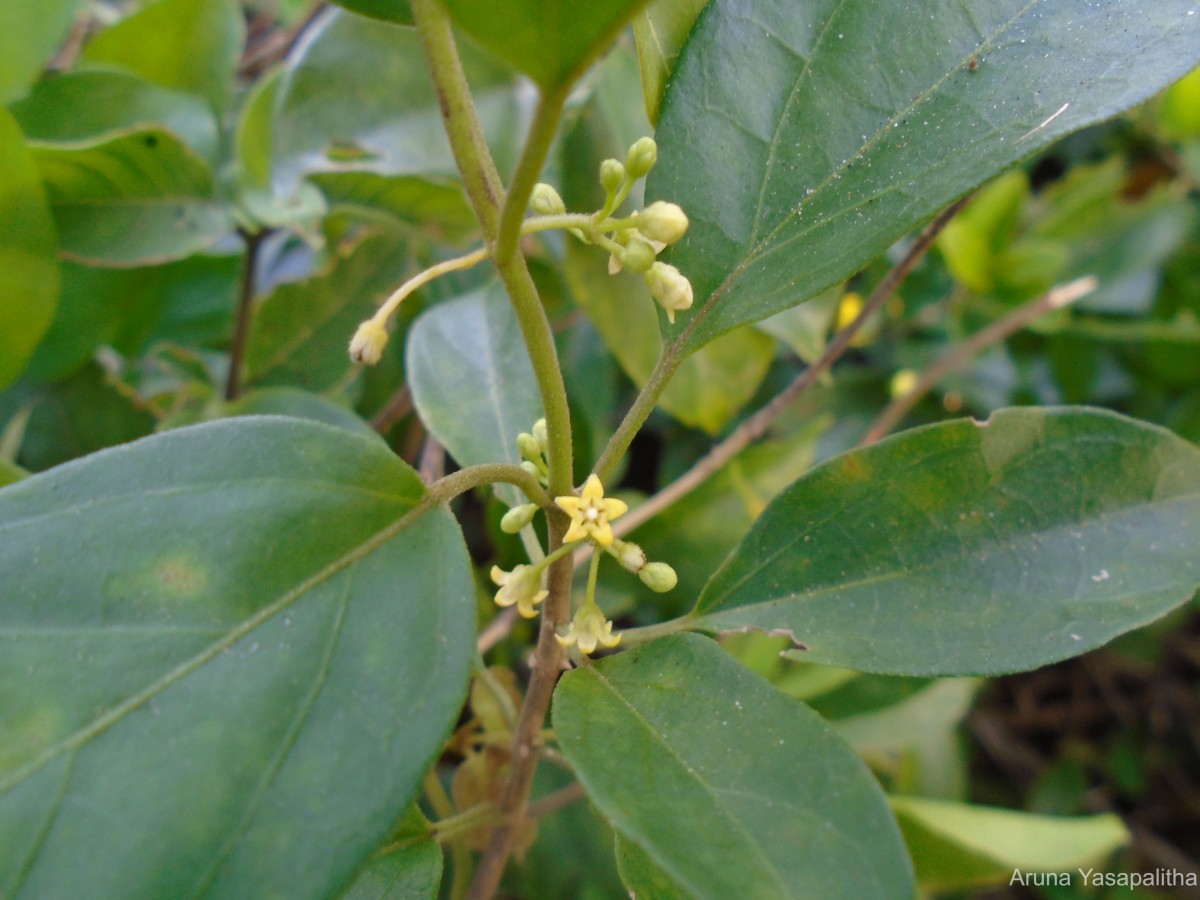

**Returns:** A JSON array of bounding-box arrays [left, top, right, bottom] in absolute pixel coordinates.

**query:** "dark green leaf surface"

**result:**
[[339, 807, 441, 900], [614, 835, 692, 899], [0, 110, 59, 391], [224, 388, 380, 440], [11, 69, 219, 161], [80, 0, 244, 111], [325, 0, 412, 24], [443, 0, 649, 89], [31, 128, 233, 266], [407, 283, 542, 506], [553, 634, 915, 900], [632, 0, 709, 124], [272, 10, 530, 198], [245, 233, 410, 392], [0, 0, 86, 104], [0, 418, 475, 898], [651, 0, 1200, 351], [694, 408, 1200, 675]]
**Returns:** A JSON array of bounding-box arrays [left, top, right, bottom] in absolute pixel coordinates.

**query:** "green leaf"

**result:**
[[632, 0, 709, 125], [10, 68, 219, 161], [0, 418, 475, 897], [310, 172, 478, 240], [553, 633, 915, 900], [614, 835, 691, 900], [0, 0, 86, 104], [650, 0, 1200, 352], [245, 232, 411, 392], [31, 128, 234, 266], [889, 797, 1128, 892], [224, 388, 380, 440], [693, 408, 1200, 676], [442, 0, 649, 89], [325, 0, 412, 24], [0, 110, 59, 391], [406, 283, 543, 506], [272, 10, 530, 199], [80, 0, 244, 112], [340, 808, 441, 900]]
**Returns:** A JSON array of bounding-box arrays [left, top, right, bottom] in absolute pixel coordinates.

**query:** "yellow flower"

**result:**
[[489, 564, 548, 619], [555, 474, 627, 548], [556, 604, 620, 654], [348, 319, 389, 364]]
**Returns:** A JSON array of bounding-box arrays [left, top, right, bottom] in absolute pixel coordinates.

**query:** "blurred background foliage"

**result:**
[[1, 0, 1198, 896]]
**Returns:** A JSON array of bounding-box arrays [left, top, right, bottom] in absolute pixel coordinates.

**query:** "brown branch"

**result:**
[[860, 275, 1097, 445], [590, 198, 969, 550], [238, 1, 328, 78], [418, 434, 445, 485], [369, 384, 412, 433], [526, 782, 586, 820], [225, 228, 268, 401]]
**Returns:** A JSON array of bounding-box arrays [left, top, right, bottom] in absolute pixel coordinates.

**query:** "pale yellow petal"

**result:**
[[602, 497, 628, 519], [490, 565, 507, 586], [555, 496, 583, 515], [591, 521, 614, 548], [581, 474, 605, 500], [563, 519, 590, 544]]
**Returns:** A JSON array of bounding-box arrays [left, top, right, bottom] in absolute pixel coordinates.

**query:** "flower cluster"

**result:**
[[530, 137, 695, 324]]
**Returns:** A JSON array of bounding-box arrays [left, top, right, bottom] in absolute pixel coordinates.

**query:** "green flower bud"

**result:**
[[530, 182, 565, 216], [500, 503, 539, 534], [643, 262, 694, 324], [520, 460, 544, 481], [517, 432, 541, 462], [626, 136, 658, 178], [619, 234, 657, 274], [610, 539, 647, 573], [636, 201, 689, 245], [600, 158, 626, 194], [639, 561, 678, 593], [532, 418, 548, 454]]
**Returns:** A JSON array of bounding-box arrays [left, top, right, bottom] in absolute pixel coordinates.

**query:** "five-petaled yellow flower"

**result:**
[[555, 475, 627, 548], [556, 604, 621, 654], [489, 564, 548, 618]]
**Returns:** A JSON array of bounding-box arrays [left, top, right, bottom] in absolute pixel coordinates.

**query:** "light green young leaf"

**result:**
[[614, 835, 692, 900], [31, 128, 233, 266], [0, 110, 59, 391], [0, 0, 86, 104], [650, 0, 1200, 352], [10, 68, 219, 162], [693, 408, 1200, 676], [407, 283, 543, 507], [272, 10, 531, 200], [245, 233, 411, 392], [553, 633, 915, 900], [81, 0, 244, 111], [889, 797, 1128, 892], [0, 418, 475, 898], [442, 0, 650, 89], [632, 0, 709, 125]]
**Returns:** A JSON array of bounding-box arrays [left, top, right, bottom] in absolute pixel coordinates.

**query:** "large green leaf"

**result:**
[[245, 233, 411, 392], [339, 807, 441, 899], [0, 417, 475, 897], [80, 0, 244, 111], [650, 0, 1200, 352], [0, 0, 86, 104], [553, 633, 915, 900], [693, 408, 1200, 676], [406, 283, 542, 506], [31, 128, 233, 266], [442, 0, 649, 89], [0, 110, 59, 391], [272, 10, 531, 200], [890, 797, 1127, 892], [10, 68, 219, 162]]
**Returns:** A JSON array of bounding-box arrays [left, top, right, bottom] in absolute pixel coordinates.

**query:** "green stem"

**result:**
[[473, 653, 519, 729], [494, 85, 570, 265], [583, 544, 601, 610], [593, 344, 684, 483], [427, 463, 550, 508], [433, 802, 504, 844], [617, 615, 695, 647], [424, 770, 474, 900]]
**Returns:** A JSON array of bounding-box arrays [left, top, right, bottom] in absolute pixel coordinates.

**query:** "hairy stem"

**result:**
[[225, 228, 267, 401]]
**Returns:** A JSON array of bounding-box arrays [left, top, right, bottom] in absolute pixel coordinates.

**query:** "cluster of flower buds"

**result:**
[[607, 538, 678, 593], [529, 137, 695, 324], [516, 418, 549, 488]]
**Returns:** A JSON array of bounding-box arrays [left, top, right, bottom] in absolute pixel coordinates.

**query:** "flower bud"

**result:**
[[643, 262, 694, 324], [626, 137, 658, 178], [600, 159, 626, 194], [517, 432, 541, 462], [636, 201, 688, 245], [500, 503, 539, 534], [611, 539, 647, 573], [619, 234, 657, 274], [519, 460, 542, 479], [349, 319, 389, 365], [530, 182, 565, 216], [531, 418, 548, 454], [639, 561, 678, 593]]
